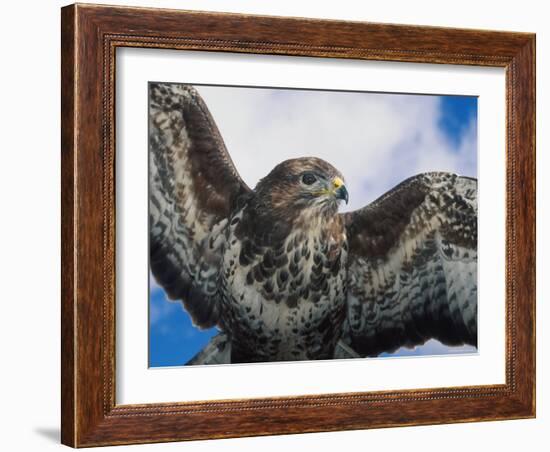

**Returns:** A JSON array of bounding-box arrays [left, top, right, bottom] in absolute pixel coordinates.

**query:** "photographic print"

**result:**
[[148, 82, 478, 367]]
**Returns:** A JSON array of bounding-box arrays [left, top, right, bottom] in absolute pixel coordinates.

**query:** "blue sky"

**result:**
[[438, 96, 478, 149], [149, 86, 478, 367], [149, 282, 218, 367]]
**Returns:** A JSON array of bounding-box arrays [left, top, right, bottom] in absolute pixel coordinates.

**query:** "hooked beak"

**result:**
[[332, 177, 349, 204], [335, 185, 349, 204]]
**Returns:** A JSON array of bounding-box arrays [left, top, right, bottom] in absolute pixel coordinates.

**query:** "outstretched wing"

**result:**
[[341, 173, 477, 357], [149, 82, 251, 328]]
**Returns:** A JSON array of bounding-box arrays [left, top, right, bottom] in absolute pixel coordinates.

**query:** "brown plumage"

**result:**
[[149, 82, 478, 364]]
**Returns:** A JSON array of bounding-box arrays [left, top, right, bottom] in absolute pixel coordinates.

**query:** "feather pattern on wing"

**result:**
[[149, 82, 251, 328], [340, 173, 477, 356]]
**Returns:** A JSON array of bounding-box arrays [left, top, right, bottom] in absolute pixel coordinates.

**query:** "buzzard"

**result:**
[[149, 82, 478, 364]]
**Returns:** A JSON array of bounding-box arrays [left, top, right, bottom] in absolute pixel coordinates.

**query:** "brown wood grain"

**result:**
[[60, 5, 76, 446], [60, 3, 536, 447]]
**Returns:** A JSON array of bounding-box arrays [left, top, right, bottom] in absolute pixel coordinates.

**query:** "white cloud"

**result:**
[[386, 339, 477, 358], [149, 271, 190, 328], [149, 272, 161, 292], [197, 85, 476, 212]]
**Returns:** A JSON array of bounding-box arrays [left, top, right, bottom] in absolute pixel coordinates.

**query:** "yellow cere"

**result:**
[[332, 177, 344, 189]]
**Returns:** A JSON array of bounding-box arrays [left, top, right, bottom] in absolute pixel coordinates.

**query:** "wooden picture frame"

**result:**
[[61, 3, 535, 447]]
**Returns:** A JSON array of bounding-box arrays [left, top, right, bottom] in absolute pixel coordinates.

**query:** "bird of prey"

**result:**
[[149, 82, 478, 364]]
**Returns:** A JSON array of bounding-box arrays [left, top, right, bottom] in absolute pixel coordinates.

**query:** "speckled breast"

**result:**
[[218, 210, 348, 363]]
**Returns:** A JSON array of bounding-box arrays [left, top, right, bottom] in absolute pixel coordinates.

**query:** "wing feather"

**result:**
[[341, 172, 477, 356], [149, 82, 251, 328]]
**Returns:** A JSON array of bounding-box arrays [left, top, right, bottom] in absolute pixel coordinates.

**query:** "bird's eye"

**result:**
[[301, 173, 317, 185]]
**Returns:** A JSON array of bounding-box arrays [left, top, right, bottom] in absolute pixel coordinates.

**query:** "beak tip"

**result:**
[[335, 185, 349, 205]]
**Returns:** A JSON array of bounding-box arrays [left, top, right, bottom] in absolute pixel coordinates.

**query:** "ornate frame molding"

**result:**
[[61, 4, 535, 447]]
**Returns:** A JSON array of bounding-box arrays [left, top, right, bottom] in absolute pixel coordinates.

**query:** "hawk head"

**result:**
[[254, 157, 349, 218]]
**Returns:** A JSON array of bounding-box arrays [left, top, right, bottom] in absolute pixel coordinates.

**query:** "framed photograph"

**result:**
[[61, 3, 535, 447]]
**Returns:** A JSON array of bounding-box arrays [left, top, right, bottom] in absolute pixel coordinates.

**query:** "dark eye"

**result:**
[[301, 173, 317, 185]]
